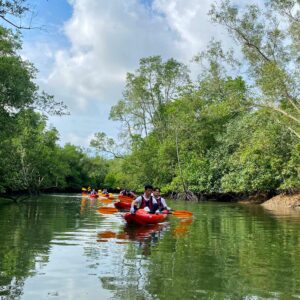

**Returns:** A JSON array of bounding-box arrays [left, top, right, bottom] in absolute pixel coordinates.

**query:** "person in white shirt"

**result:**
[[153, 187, 170, 212], [130, 185, 157, 214]]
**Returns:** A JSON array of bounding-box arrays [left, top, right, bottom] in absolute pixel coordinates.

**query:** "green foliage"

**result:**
[[2, 1, 300, 195], [220, 111, 295, 192], [0, 26, 36, 110], [281, 143, 300, 190], [209, 0, 300, 138], [0, 24, 104, 195], [109, 56, 190, 138], [98, 1, 300, 194], [101, 53, 299, 193]]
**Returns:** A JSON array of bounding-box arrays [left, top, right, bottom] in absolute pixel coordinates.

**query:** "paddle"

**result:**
[[169, 210, 193, 218]]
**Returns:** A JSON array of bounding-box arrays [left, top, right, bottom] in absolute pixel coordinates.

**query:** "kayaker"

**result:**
[[102, 188, 109, 196], [120, 189, 136, 198], [130, 185, 157, 214], [129, 190, 137, 198], [153, 187, 170, 212]]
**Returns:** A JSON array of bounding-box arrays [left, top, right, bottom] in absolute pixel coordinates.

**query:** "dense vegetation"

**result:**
[[91, 0, 300, 196], [1, 0, 299, 199], [0, 24, 109, 197]]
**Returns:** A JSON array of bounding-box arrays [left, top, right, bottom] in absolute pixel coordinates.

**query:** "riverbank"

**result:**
[[2, 189, 300, 209], [261, 193, 300, 209], [237, 191, 300, 209]]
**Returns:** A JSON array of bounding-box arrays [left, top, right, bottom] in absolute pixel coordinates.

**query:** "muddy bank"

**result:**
[[238, 193, 271, 204], [261, 193, 300, 209]]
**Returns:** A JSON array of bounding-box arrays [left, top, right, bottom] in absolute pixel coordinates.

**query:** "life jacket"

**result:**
[[139, 195, 154, 210], [155, 197, 165, 210]]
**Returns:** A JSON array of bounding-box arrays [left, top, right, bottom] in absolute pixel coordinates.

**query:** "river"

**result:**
[[0, 194, 300, 299]]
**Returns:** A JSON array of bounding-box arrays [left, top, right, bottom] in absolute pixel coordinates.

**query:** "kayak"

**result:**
[[114, 201, 131, 210], [124, 209, 167, 226], [99, 193, 114, 199]]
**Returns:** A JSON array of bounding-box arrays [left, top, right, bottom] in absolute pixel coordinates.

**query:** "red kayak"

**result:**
[[114, 201, 131, 210], [124, 209, 168, 226]]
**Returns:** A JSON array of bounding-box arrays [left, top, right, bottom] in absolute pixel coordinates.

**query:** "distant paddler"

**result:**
[[89, 188, 98, 198], [119, 189, 136, 198]]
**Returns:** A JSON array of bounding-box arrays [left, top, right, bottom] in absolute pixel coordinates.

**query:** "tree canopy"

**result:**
[[91, 1, 300, 196]]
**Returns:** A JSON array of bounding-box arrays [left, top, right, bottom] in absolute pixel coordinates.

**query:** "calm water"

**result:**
[[0, 195, 300, 300]]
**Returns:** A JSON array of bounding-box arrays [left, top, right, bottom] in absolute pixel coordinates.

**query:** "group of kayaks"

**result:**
[[84, 192, 192, 226], [82, 192, 115, 200]]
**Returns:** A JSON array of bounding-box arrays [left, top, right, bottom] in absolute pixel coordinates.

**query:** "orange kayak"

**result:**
[[99, 193, 114, 199]]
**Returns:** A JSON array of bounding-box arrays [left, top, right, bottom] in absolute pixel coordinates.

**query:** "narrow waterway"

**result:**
[[0, 194, 300, 299]]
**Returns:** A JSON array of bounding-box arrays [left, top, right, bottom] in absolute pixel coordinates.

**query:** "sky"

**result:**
[[17, 0, 258, 148]]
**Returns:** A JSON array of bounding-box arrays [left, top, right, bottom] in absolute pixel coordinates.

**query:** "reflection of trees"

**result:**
[[0, 196, 84, 299], [143, 204, 300, 299], [6, 197, 299, 299]]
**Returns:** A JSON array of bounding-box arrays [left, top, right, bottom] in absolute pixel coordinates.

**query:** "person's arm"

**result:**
[[161, 197, 169, 210], [130, 191, 137, 198], [130, 196, 142, 213]]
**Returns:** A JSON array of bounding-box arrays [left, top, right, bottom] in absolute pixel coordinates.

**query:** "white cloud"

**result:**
[[45, 0, 182, 113], [23, 0, 263, 147], [153, 0, 215, 59]]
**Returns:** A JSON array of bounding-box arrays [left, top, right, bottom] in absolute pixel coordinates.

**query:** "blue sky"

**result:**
[[14, 0, 254, 148], [21, 0, 72, 75], [22, 0, 72, 48]]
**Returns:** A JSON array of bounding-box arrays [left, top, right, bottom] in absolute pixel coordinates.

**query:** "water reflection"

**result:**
[[0, 197, 82, 299], [1, 196, 300, 299], [98, 198, 114, 204], [125, 223, 167, 242], [172, 218, 193, 237], [96, 223, 169, 256]]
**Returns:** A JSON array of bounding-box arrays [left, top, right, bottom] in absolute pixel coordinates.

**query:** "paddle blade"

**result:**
[[172, 210, 193, 218], [97, 207, 118, 214]]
